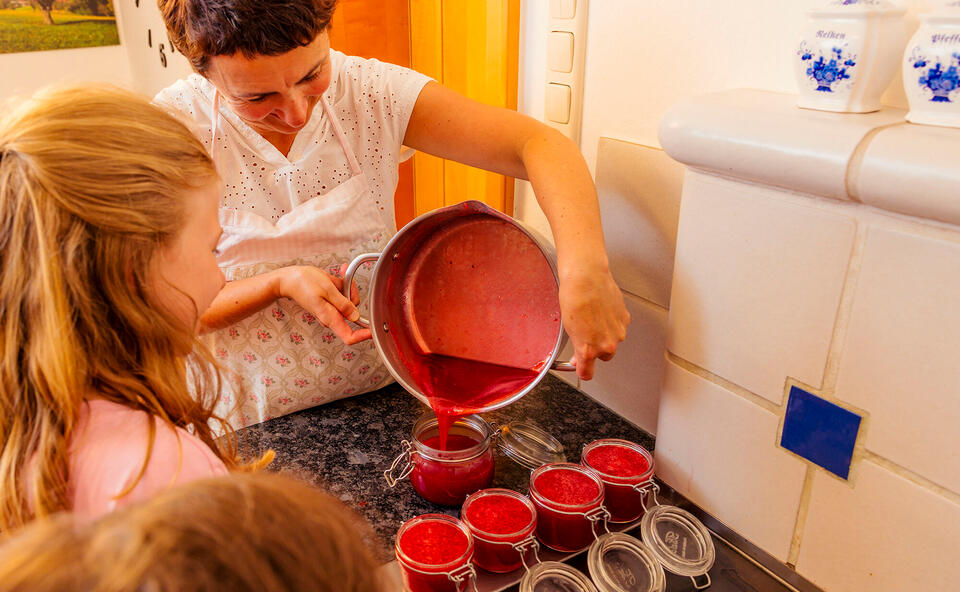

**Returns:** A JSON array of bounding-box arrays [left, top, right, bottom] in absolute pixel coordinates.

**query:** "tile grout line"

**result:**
[[862, 451, 960, 506], [783, 216, 868, 570], [665, 352, 781, 414], [786, 465, 815, 567], [818, 220, 868, 400]]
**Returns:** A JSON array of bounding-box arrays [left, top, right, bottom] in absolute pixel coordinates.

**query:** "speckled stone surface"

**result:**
[[234, 374, 654, 563]]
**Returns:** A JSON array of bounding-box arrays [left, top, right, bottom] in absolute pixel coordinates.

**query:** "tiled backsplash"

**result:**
[[657, 90, 960, 592]]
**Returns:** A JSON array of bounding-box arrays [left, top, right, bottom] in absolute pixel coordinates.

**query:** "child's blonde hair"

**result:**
[[0, 472, 383, 592], [0, 84, 261, 531]]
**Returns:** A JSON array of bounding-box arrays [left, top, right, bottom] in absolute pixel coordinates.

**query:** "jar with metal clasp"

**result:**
[[385, 413, 565, 507], [395, 513, 478, 592]]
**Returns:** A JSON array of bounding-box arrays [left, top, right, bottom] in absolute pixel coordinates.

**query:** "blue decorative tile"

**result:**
[[780, 386, 862, 479]]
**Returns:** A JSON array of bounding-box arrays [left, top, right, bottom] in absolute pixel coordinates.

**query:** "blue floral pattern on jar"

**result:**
[[798, 42, 858, 92], [910, 49, 960, 103]]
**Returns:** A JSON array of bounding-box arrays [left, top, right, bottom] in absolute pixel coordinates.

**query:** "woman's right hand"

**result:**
[[274, 265, 371, 345]]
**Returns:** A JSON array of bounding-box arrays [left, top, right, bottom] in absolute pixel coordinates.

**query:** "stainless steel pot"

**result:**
[[341, 200, 574, 412]]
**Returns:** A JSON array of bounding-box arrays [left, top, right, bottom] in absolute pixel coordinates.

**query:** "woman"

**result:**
[[156, 0, 630, 427]]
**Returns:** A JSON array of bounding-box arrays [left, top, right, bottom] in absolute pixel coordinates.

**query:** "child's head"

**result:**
[[0, 472, 384, 592], [0, 84, 241, 530]]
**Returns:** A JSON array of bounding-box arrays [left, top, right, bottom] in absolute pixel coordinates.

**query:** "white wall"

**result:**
[[515, 0, 935, 436], [0, 0, 194, 106], [0, 45, 131, 104], [112, 0, 193, 96]]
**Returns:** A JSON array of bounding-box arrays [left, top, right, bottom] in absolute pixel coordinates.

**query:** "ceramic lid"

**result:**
[[587, 533, 666, 592], [496, 421, 565, 470], [519, 561, 599, 592], [811, 0, 906, 16]]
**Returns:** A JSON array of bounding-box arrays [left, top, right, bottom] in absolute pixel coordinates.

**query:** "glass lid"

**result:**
[[587, 533, 665, 592], [497, 421, 565, 470], [639, 504, 715, 578], [519, 561, 599, 592]]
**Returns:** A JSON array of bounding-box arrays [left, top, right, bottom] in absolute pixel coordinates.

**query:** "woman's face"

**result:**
[[205, 32, 333, 138], [150, 180, 225, 332]]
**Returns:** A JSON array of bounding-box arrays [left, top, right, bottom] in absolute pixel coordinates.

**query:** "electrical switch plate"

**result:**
[[550, 0, 576, 19], [547, 31, 574, 73], [545, 83, 571, 124]]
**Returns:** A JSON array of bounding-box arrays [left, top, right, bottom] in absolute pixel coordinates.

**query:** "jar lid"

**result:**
[[496, 421, 565, 470], [639, 504, 715, 578], [811, 0, 906, 16], [587, 533, 665, 592], [519, 561, 598, 592]]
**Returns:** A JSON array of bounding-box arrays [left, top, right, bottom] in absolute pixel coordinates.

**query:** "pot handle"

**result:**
[[551, 360, 577, 372], [340, 252, 381, 329]]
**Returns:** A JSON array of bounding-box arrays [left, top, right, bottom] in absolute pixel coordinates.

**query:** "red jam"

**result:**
[[409, 425, 495, 506], [399, 521, 470, 565], [391, 216, 561, 449], [396, 515, 474, 592], [581, 439, 654, 523], [529, 464, 604, 552], [534, 468, 602, 505], [585, 444, 650, 477], [461, 489, 537, 573], [465, 494, 532, 535]]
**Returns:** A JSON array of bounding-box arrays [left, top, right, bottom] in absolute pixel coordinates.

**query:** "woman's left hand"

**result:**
[[558, 263, 630, 381]]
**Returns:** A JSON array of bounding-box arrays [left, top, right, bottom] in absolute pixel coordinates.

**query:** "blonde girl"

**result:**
[[0, 472, 382, 592], [0, 84, 268, 531]]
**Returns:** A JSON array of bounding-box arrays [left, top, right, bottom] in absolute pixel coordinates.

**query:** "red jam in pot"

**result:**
[[396, 514, 475, 592], [461, 489, 537, 573], [581, 439, 654, 523], [408, 417, 495, 506], [528, 463, 605, 552]]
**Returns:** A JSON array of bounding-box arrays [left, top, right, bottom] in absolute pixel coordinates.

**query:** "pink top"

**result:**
[[68, 399, 228, 518]]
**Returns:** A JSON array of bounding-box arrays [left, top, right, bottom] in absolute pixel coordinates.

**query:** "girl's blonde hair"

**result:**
[[0, 84, 261, 531], [0, 472, 383, 592]]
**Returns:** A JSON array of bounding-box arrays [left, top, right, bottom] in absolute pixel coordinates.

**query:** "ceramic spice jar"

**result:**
[[795, 0, 909, 113], [904, 1, 960, 127]]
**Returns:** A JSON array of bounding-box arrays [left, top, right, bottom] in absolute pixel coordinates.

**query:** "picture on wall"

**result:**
[[0, 0, 118, 54]]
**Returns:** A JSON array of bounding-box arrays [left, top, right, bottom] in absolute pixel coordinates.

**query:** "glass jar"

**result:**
[[528, 462, 608, 552], [580, 438, 654, 523], [460, 488, 538, 573], [395, 514, 477, 592], [386, 413, 495, 506]]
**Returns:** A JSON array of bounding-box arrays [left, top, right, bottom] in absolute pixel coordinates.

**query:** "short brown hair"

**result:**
[[159, 0, 338, 73], [0, 472, 382, 592]]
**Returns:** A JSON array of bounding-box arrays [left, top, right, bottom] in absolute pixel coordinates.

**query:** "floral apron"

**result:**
[[204, 93, 393, 428]]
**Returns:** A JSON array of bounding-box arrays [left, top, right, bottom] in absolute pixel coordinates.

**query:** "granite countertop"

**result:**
[[234, 374, 651, 561], [235, 375, 797, 592]]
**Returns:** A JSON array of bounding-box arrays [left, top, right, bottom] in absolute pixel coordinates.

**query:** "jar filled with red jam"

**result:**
[[385, 413, 495, 506], [395, 514, 477, 592], [460, 488, 539, 573], [528, 463, 607, 552], [580, 438, 654, 523]]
